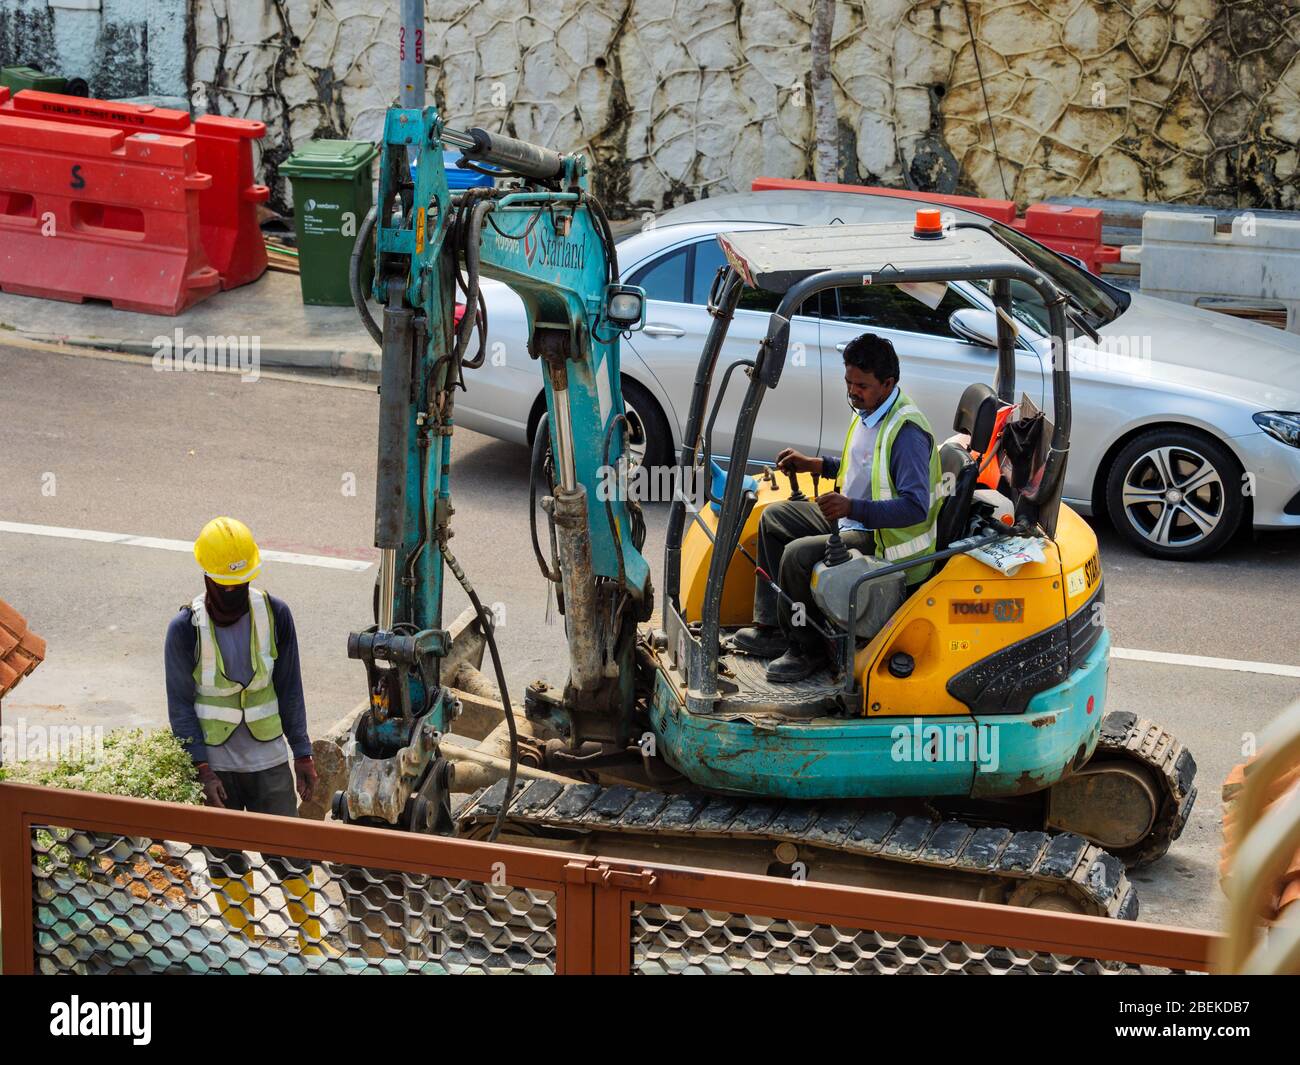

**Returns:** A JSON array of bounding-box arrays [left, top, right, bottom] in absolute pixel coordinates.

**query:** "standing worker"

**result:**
[[733, 334, 942, 683], [165, 516, 327, 953]]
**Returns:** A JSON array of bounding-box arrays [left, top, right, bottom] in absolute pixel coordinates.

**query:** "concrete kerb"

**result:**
[[0, 269, 382, 381], [7, 332, 382, 379]]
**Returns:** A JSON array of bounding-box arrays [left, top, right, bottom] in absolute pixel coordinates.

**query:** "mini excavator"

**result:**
[[338, 108, 1197, 918]]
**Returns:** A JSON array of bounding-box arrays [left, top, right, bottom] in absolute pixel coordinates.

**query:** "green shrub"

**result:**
[[1, 727, 203, 804], [3, 729, 203, 879]]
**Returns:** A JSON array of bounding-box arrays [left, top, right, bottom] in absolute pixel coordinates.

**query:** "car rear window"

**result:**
[[830, 283, 973, 337], [629, 245, 689, 302]]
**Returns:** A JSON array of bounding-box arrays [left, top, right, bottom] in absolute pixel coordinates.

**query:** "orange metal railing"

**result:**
[[0, 782, 1218, 975]]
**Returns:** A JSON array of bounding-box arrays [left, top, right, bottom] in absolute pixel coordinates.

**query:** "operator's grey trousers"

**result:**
[[753, 500, 873, 650]]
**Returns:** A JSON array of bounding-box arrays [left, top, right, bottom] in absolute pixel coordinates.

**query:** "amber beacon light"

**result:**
[[913, 208, 944, 239]]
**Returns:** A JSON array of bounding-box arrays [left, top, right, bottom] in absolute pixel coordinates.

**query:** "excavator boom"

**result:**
[[337, 107, 650, 831]]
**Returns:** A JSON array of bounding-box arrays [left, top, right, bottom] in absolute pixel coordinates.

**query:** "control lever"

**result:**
[[823, 529, 850, 567], [786, 469, 806, 501]]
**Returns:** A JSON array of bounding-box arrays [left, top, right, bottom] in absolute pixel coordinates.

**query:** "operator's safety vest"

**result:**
[[834, 389, 943, 585], [190, 587, 282, 747]]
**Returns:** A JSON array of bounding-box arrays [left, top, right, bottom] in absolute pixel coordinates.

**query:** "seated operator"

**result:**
[[733, 333, 942, 682]]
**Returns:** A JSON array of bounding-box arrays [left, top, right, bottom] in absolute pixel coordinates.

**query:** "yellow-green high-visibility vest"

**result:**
[[190, 586, 282, 747], [834, 390, 943, 585]]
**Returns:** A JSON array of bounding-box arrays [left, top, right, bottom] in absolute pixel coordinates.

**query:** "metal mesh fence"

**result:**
[[631, 903, 1154, 975], [7, 791, 1211, 976], [31, 825, 556, 974]]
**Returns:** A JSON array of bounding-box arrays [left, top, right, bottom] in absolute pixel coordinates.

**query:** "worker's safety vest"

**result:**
[[190, 587, 282, 747], [834, 390, 943, 585]]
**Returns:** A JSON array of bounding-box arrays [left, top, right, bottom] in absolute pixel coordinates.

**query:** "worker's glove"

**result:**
[[196, 762, 227, 808], [294, 755, 318, 803]]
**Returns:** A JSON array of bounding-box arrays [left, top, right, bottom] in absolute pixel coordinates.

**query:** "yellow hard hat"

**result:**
[[194, 516, 261, 585]]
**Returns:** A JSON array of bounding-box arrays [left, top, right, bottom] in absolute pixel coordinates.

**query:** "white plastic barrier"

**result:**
[[1134, 211, 1300, 334]]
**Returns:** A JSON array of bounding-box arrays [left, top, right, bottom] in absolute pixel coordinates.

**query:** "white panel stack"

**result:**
[[1135, 211, 1300, 334]]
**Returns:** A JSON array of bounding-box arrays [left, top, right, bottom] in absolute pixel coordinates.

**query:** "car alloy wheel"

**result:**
[[1119, 444, 1225, 549]]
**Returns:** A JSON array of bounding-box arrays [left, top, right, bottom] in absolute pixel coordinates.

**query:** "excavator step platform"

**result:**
[[713, 649, 842, 718]]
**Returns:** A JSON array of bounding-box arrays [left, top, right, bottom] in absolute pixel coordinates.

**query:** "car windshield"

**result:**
[[973, 223, 1126, 334]]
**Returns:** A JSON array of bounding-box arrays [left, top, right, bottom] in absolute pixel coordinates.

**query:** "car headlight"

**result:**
[[1254, 411, 1300, 448]]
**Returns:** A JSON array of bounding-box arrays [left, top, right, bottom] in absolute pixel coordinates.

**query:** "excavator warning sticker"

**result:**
[[949, 598, 1024, 623], [416, 207, 426, 254], [1066, 554, 1100, 598]]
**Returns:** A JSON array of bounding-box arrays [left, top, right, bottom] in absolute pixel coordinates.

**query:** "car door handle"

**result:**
[[643, 324, 685, 338], [836, 342, 848, 351]]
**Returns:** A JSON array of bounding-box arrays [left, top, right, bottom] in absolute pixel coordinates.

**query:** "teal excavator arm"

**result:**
[[336, 107, 651, 835]]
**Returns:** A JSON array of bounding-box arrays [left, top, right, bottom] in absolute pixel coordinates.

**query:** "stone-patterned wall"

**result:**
[[0, 0, 187, 100], [189, 0, 1300, 214]]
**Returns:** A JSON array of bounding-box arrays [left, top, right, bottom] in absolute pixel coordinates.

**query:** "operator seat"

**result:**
[[934, 383, 1008, 553]]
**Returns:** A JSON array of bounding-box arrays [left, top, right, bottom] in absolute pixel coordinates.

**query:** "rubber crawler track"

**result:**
[[1089, 711, 1198, 868], [460, 777, 1140, 920]]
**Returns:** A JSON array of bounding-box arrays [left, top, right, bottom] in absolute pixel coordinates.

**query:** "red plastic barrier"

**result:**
[[0, 90, 269, 289], [751, 176, 1121, 275], [192, 115, 271, 289], [1009, 204, 1120, 274], [750, 175, 1018, 223], [0, 113, 221, 314]]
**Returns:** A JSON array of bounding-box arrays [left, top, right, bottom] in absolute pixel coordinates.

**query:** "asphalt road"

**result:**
[[2, 340, 1297, 932]]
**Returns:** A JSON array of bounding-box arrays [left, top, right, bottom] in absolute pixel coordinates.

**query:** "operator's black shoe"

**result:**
[[765, 646, 825, 683], [732, 625, 787, 657]]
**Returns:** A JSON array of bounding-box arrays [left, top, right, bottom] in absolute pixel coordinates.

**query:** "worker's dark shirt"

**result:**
[[164, 594, 311, 765], [822, 420, 934, 530]]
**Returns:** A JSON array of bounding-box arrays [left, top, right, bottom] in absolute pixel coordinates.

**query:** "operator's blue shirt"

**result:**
[[164, 593, 311, 766], [821, 419, 934, 531]]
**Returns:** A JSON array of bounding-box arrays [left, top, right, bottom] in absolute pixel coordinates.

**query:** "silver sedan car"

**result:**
[[458, 189, 1300, 560]]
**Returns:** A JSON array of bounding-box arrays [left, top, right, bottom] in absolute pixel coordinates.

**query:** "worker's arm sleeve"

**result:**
[[821, 454, 841, 481], [849, 423, 933, 529], [164, 612, 208, 765], [270, 598, 312, 759]]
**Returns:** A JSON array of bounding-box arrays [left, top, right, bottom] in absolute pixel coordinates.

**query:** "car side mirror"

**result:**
[[949, 308, 999, 348]]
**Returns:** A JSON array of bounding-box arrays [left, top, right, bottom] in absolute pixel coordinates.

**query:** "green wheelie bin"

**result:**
[[280, 140, 378, 306]]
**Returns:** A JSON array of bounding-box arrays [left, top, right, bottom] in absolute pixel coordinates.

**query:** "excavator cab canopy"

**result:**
[[664, 214, 1078, 710], [716, 218, 1031, 295]]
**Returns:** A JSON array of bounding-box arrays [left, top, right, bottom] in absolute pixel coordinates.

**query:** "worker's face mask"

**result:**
[[204, 576, 250, 626]]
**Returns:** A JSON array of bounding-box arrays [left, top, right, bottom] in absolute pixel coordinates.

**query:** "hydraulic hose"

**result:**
[[529, 414, 561, 583], [602, 412, 630, 593], [350, 206, 382, 346], [443, 546, 517, 843], [454, 198, 493, 368]]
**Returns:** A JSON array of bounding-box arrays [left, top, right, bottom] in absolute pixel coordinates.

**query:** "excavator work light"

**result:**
[[605, 284, 646, 329]]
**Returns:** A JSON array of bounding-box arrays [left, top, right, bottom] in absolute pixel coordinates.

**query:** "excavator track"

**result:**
[[458, 777, 1139, 920], [1052, 711, 1198, 868]]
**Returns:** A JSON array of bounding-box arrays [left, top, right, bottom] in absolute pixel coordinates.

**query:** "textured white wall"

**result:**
[[179, 0, 1300, 214], [0, 0, 188, 98]]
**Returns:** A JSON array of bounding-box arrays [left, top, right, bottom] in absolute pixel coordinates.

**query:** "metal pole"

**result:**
[[399, 0, 425, 108]]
